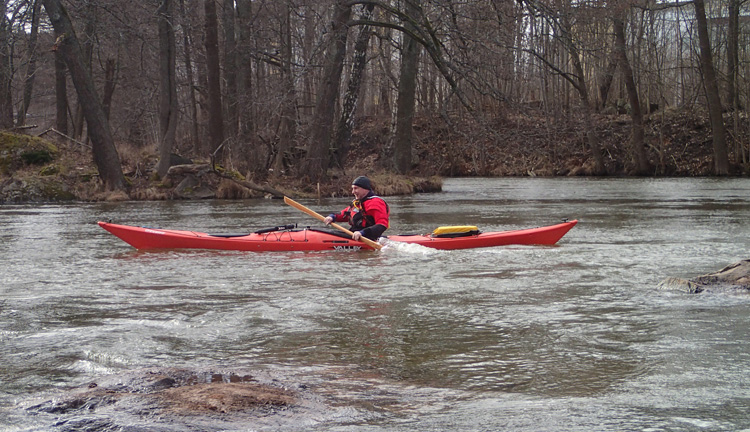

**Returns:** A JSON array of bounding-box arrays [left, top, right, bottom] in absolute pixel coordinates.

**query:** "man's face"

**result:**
[[351, 185, 369, 200]]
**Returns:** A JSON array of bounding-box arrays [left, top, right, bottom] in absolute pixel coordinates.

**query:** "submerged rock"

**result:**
[[658, 259, 750, 293], [21, 367, 324, 431]]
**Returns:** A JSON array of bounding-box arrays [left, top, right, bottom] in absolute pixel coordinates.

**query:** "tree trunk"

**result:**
[[301, 4, 316, 120], [332, 3, 374, 168], [726, 0, 739, 111], [72, 4, 95, 140], [727, 0, 743, 163], [156, 0, 179, 178], [54, 48, 68, 134], [300, 0, 351, 182], [273, 2, 297, 176], [236, 0, 254, 141], [613, 16, 650, 175], [377, 25, 393, 117], [598, 44, 617, 110], [235, 0, 255, 172], [204, 0, 224, 154], [393, 0, 421, 174], [0, 0, 13, 129], [573, 63, 605, 174], [694, 0, 728, 175], [222, 0, 238, 140], [17, 0, 42, 127], [557, 1, 606, 175], [101, 58, 116, 119], [43, 0, 125, 191], [178, 0, 199, 154]]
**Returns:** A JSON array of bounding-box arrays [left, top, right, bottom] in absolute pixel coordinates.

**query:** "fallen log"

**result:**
[[211, 169, 286, 198], [164, 164, 286, 198]]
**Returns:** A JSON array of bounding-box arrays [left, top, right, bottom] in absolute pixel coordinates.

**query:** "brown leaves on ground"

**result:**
[[2, 107, 746, 203], [350, 107, 746, 177]]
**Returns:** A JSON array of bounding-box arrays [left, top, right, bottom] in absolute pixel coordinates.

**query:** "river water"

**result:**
[[2, 177, 750, 431]]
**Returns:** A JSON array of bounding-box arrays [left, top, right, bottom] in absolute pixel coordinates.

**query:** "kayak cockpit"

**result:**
[[207, 225, 353, 240]]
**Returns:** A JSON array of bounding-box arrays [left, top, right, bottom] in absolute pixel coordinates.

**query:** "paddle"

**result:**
[[284, 196, 383, 250]]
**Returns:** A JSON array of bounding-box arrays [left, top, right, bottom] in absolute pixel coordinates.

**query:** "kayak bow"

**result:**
[[386, 220, 577, 250]]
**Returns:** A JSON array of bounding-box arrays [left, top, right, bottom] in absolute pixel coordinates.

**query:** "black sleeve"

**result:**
[[360, 224, 387, 240]]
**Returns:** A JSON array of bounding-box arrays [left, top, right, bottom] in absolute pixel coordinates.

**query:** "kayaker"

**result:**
[[324, 176, 390, 242]]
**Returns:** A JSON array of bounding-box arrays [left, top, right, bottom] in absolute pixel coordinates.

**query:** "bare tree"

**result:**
[[42, 0, 125, 191], [726, 0, 745, 163], [598, 39, 618, 111], [393, 0, 421, 174], [155, 0, 179, 178], [101, 58, 116, 120], [179, 0, 199, 153], [71, 1, 94, 140], [2, 0, 745, 184], [726, 0, 740, 111], [204, 0, 224, 155], [520, 0, 606, 174], [693, 0, 728, 175], [332, 3, 374, 168], [54, 48, 68, 134], [0, 0, 13, 129], [301, 0, 351, 182], [613, 12, 650, 174], [222, 0, 238, 140], [17, 0, 42, 127], [236, 0, 254, 143], [272, 2, 298, 176]]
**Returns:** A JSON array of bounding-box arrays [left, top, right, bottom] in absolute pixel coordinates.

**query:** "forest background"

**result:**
[[0, 0, 749, 202]]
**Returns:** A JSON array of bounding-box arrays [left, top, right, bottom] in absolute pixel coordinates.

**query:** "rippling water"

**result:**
[[2, 178, 750, 431]]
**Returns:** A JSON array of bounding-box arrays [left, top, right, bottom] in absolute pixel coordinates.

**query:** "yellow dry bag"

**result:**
[[432, 226, 480, 238]]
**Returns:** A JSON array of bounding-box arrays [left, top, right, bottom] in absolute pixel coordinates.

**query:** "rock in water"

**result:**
[[658, 259, 750, 293], [19, 367, 325, 431]]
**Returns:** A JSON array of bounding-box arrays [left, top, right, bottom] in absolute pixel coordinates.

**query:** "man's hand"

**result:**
[[352, 231, 362, 241], [323, 216, 333, 225]]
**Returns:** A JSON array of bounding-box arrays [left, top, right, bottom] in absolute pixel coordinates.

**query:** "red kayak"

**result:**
[[98, 220, 577, 252]]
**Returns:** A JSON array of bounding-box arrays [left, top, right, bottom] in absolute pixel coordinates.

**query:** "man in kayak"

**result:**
[[324, 176, 390, 242]]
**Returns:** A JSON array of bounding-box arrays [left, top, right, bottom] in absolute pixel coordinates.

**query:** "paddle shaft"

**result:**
[[284, 196, 382, 250]]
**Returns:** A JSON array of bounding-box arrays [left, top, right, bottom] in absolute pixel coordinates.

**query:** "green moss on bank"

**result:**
[[0, 132, 59, 175]]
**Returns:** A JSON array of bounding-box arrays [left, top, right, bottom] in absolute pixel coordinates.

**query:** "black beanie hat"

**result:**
[[352, 176, 372, 190]]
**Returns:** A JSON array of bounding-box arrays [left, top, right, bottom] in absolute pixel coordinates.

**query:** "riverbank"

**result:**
[[0, 131, 444, 203], [1, 107, 747, 203]]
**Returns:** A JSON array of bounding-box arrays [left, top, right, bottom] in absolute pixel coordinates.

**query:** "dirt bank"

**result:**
[[1, 107, 747, 203]]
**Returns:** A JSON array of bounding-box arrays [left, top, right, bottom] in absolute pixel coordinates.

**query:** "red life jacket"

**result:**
[[344, 195, 390, 231]]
